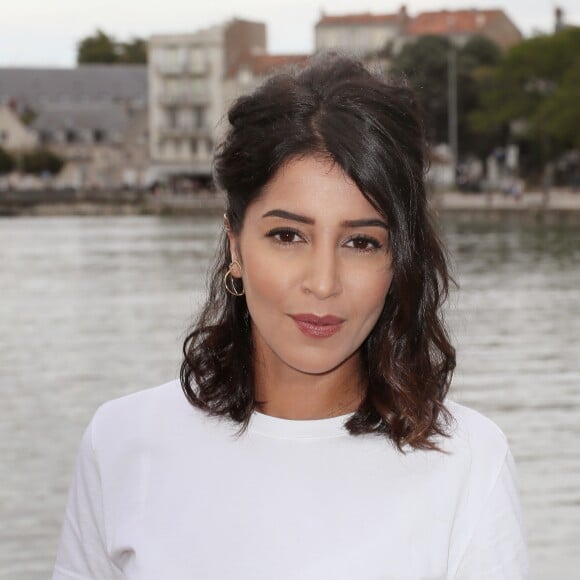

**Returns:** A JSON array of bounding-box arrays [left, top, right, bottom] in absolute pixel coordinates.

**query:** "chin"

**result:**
[[283, 350, 353, 376]]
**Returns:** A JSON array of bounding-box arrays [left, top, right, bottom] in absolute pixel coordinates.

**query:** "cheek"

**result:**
[[241, 249, 291, 308], [348, 265, 393, 323]]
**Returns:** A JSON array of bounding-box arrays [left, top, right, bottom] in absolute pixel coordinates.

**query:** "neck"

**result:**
[[253, 351, 365, 420]]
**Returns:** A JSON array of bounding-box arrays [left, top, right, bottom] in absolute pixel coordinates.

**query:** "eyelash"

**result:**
[[265, 228, 383, 253]]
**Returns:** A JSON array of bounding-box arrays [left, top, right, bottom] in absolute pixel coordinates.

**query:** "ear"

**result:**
[[226, 231, 243, 278]]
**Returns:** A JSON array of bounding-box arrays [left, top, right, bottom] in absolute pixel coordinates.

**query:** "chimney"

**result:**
[[555, 7, 564, 32], [399, 4, 409, 29]]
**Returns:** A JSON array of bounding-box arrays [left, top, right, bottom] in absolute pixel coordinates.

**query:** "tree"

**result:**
[[535, 56, 580, 149], [19, 106, 37, 126], [391, 35, 503, 157], [471, 27, 580, 172], [77, 30, 148, 64], [460, 35, 502, 70], [0, 147, 14, 175], [20, 149, 64, 175], [77, 30, 119, 64], [391, 36, 450, 145], [119, 38, 147, 64]]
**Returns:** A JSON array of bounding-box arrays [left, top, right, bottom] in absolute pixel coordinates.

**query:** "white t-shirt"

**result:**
[[53, 380, 530, 579]]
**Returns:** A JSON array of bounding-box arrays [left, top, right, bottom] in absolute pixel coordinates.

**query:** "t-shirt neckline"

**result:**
[[248, 409, 355, 440]]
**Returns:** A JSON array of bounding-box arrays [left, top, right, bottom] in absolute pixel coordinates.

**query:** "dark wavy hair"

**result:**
[[181, 55, 456, 450]]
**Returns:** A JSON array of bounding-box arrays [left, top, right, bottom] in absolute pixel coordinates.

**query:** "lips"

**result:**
[[290, 313, 345, 338]]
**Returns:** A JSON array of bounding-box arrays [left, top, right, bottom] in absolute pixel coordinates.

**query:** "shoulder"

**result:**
[[87, 379, 219, 459], [91, 379, 184, 434], [441, 403, 529, 577], [94, 379, 185, 420], [438, 400, 512, 500], [445, 399, 508, 452]]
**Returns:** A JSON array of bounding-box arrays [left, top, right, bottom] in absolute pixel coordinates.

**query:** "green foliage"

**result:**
[[20, 149, 64, 175], [77, 30, 119, 64], [391, 36, 451, 143], [119, 38, 147, 64], [0, 147, 14, 175], [460, 35, 502, 69], [391, 35, 503, 156], [535, 56, 580, 148], [77, 29, 147, 64], [472, 27, 580, 156], [19, 106, 37, 126]]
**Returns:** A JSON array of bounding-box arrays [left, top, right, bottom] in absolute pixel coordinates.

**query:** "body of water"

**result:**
[[0, 215, 578, 579]]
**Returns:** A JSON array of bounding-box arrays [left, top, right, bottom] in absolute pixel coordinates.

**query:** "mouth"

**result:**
[[290, 314, 345, 338]]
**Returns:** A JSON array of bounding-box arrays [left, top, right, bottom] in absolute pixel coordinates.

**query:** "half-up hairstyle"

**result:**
[[181, 55, 456, 450]]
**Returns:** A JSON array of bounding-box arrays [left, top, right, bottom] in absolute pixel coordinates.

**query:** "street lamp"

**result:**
[[447, 40, 458, 185]]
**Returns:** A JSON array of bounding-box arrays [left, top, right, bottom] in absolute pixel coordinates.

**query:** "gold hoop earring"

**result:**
[[224, 261, 244, 296]]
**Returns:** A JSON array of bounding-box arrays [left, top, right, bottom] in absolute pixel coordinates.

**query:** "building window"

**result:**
[[65, 129, 77, 144], [190, 138, 198, 155], [166, 108, 178, 129], [320, 29, 338, 49], [93, 129, 106, 143], [190, 78, 204, 97], [189, 47, 206, 73], [161, 140, 173, 159], [163, 46, 179, 70], [164, 78, 180, 99], [194, 106, 206, 129], [39, 130, 51, 145], [0, 130, 7, 145]]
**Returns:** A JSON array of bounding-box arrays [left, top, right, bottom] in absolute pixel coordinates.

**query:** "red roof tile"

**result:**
[[229, 54, 310, 78], [405, 9, 503, 36], [317, 12, 401, 26]]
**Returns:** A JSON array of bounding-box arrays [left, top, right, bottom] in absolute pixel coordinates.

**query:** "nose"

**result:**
[[301, 242, 342, 299]]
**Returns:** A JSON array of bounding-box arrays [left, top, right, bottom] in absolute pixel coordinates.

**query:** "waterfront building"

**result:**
[[0, 65, 147, 113], [0, 65, 148, 189], [315, 6, 522, 58], [0, 104, 38, 151], [315, 8, 408, 57], [403, 8, 522, 50], [148, 19, 266, 187], [31, 102, 148, 189]]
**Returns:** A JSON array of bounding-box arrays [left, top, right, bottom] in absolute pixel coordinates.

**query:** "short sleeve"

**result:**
[[455, 449, 530, 579], [53, 418, 122, 580]]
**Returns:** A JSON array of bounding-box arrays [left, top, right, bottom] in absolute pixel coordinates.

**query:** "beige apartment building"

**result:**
[[315, 6, 522, 58], [148, 19, 266, 186], [315, 8, 409, 57]]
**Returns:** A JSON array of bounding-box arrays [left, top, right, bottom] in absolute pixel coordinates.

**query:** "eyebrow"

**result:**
[[262, 209, 388, 230]]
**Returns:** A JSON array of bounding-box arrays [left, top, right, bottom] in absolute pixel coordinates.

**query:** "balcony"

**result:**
[[155, 62, 210, 77], [158, 92, 210, 106], [157, 124, 212, 138]]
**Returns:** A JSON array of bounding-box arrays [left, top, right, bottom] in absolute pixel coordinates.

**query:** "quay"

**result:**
[[1, 189, 579, 224]]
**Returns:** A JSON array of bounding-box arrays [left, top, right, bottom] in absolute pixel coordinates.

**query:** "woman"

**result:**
[[54, 56, 530, 579]]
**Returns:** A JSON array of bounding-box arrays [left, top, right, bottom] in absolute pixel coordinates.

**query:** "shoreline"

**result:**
[[1, 189, 579, 223]]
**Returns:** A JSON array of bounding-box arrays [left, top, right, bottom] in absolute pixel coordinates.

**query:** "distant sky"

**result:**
[[1, 0, 578, 67]]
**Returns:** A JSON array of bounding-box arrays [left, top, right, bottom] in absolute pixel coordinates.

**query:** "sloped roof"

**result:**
[[31, 102, 134, 133], [229, 54, 310, 78], [405, 9, 504, 36], [317, 12, 401, 26], [0, 65, 147, 107]]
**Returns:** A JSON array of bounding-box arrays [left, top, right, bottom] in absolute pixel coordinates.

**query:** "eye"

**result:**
[[344, 235, 382, 252], [266, 228, 304, 245]]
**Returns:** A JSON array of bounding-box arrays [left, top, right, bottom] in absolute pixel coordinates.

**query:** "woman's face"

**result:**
[[228, 155, 393, 377]]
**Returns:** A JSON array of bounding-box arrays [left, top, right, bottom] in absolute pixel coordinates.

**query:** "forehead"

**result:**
[[246, 155, 380, 222]]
